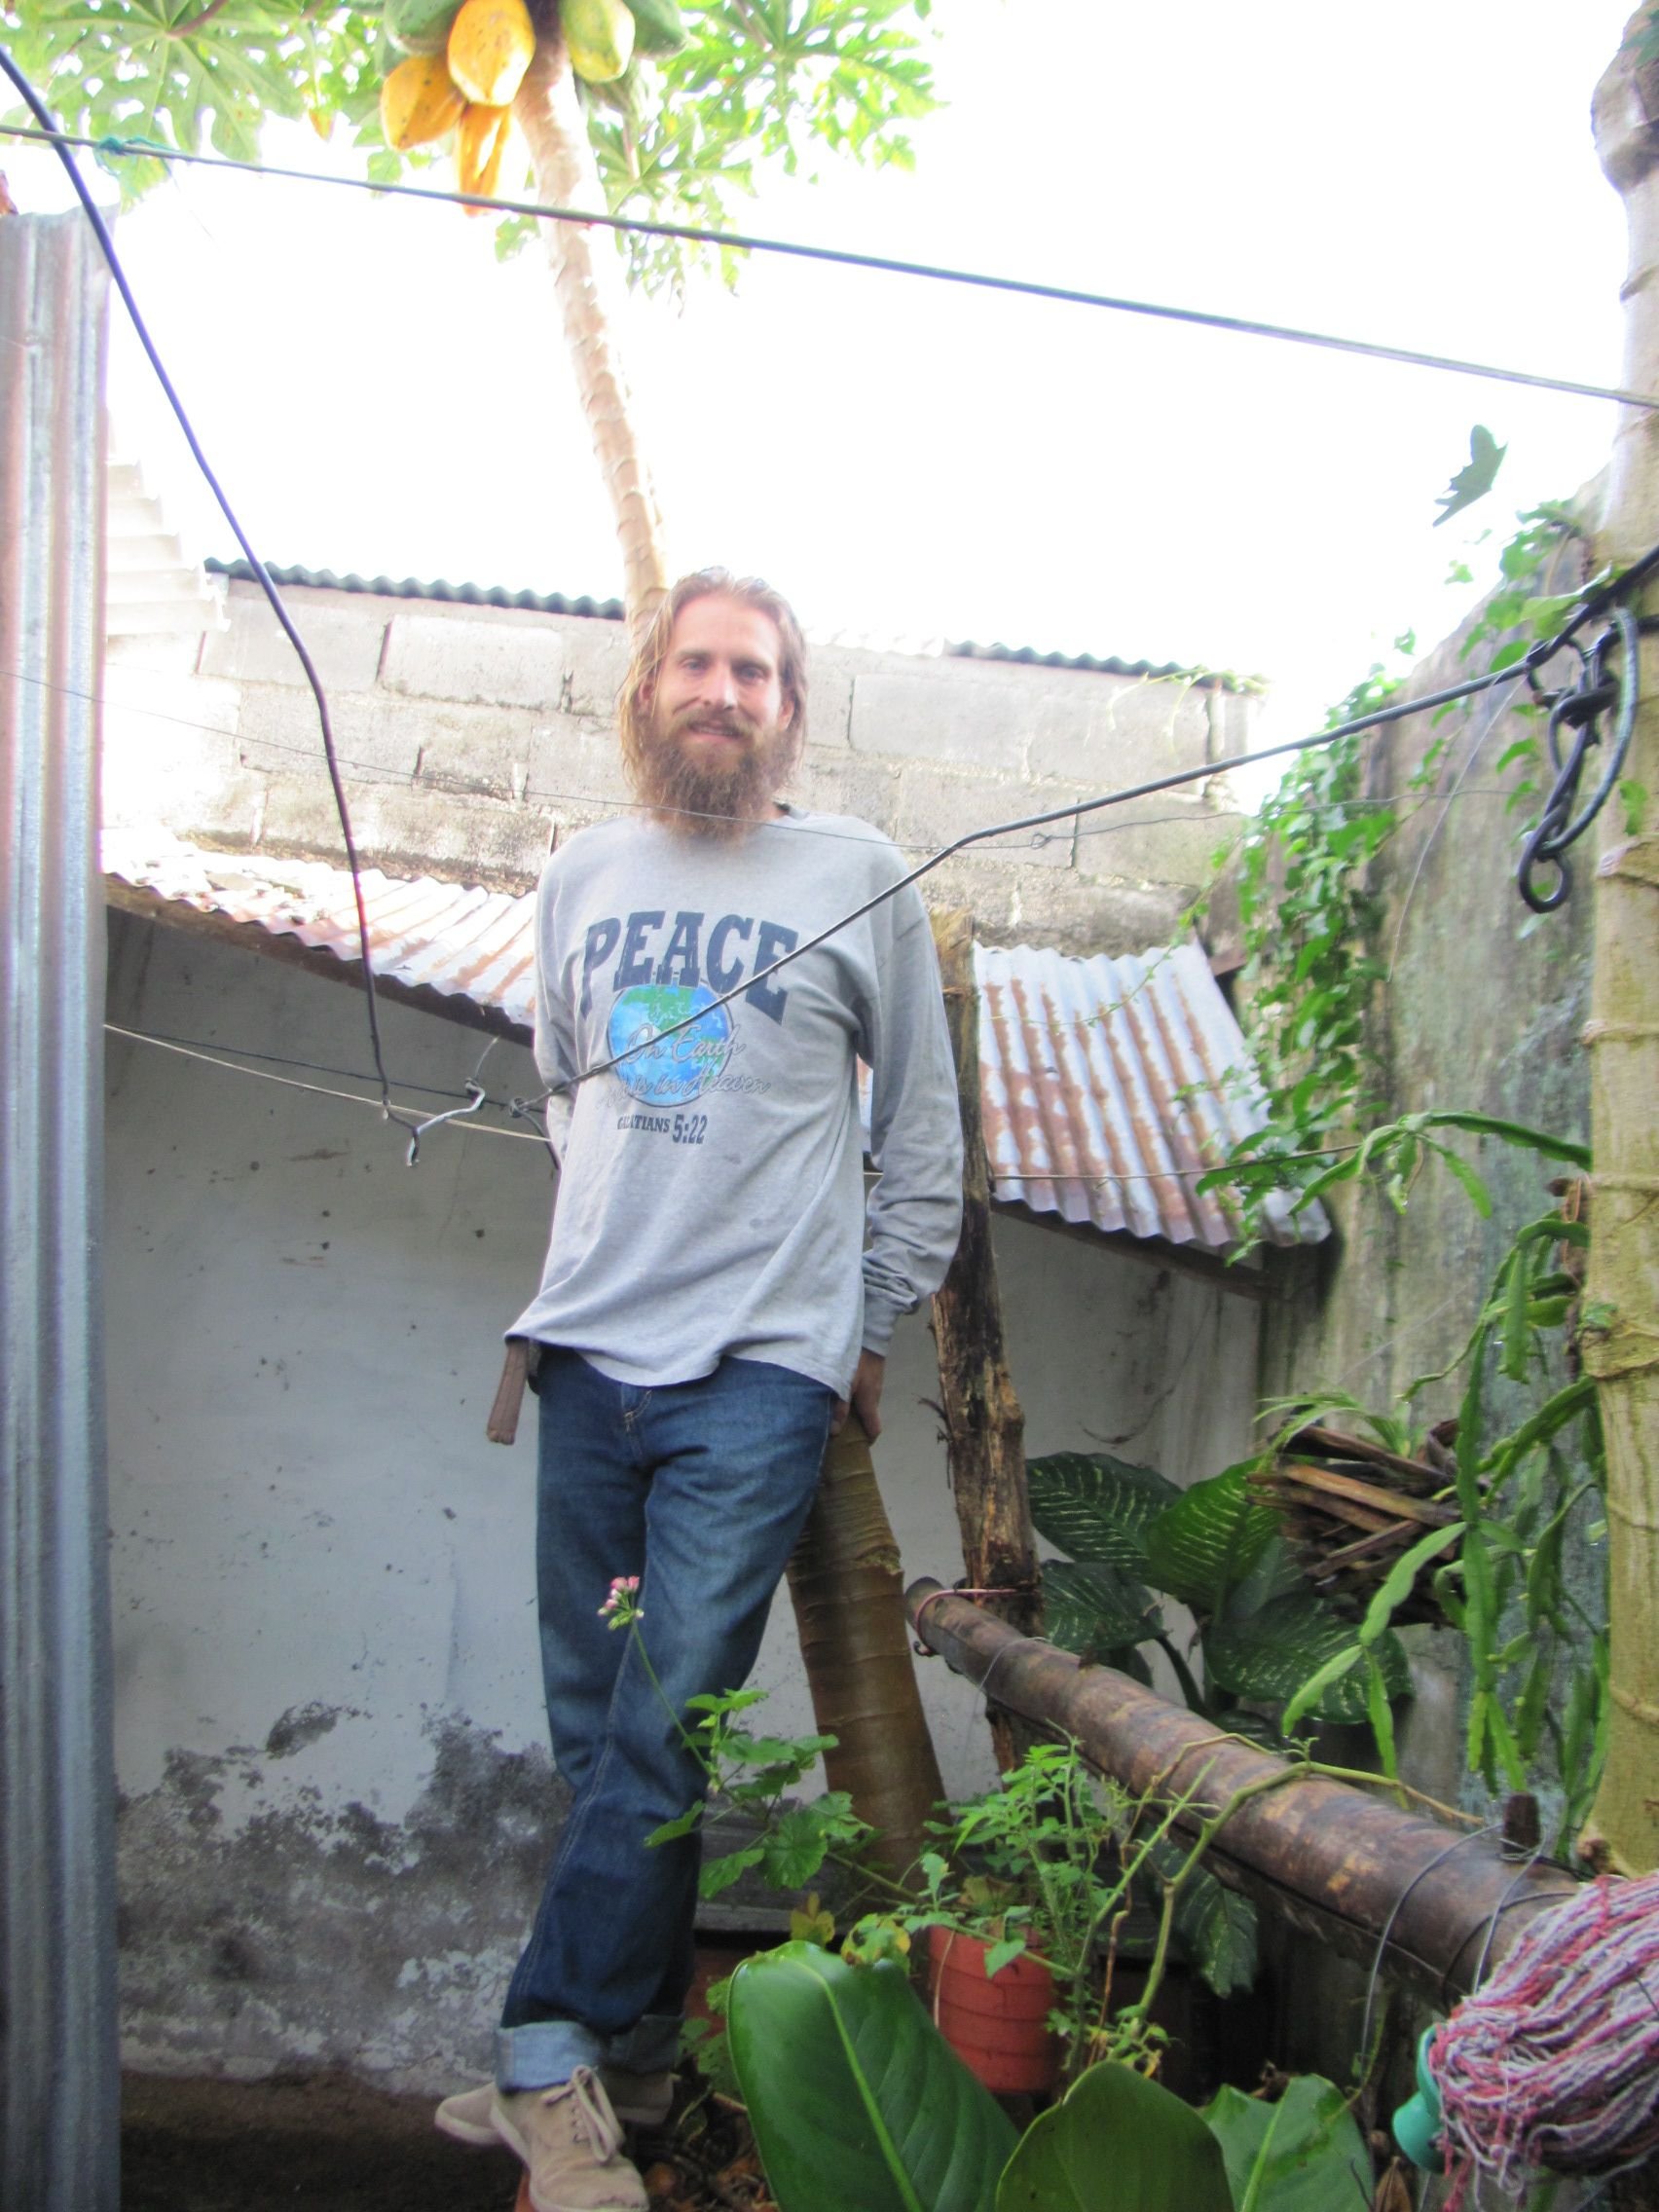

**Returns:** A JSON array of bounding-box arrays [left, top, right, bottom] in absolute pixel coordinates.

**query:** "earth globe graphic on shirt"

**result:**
[[608, 983, 735, 1108]]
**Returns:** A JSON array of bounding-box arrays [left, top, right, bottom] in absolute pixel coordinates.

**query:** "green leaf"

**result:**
[[1357, 1524, 1464, 1644], [759, 1798, 858, 1889], [1041, 1559, 1162, 1655], [1281, 1645, 1362, 1735], [1027, 1454, 1180, 1570], [996, 2060, 1232, 2212], [728, 1944, 1015, 2212], [1150, 1842, 1259, 1998], [1199, 2076, 1370, 2212], [1206, 1591, 1411, 1723], [1433, 424, 1507, 527], [700, 1843, 766, 1898], [1427, 1140, 1493, 1218], [1143, 1465, 1280, 1615]]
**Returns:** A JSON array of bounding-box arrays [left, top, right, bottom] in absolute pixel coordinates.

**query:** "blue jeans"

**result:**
[[496, 1348, 835, 2092]]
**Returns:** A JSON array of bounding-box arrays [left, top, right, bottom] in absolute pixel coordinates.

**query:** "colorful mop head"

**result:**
[[1433, 1868, 1659, 2207]]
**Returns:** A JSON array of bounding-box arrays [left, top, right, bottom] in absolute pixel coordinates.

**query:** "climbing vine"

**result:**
[[1203, 500, 1609, 1854], [1217, 503, 1586, 1239]]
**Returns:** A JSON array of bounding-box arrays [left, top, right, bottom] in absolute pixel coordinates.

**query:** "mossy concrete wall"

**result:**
[[1254, 527, 1604, 2075]]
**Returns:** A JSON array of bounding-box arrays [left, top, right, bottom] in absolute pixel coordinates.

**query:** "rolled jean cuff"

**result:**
[[603, 2013, 681, 2074], [496, 2018, 604, 2090]]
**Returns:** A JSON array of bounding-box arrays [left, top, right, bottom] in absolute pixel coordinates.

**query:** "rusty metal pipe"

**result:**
[[907, 1579, 1579, 2005]]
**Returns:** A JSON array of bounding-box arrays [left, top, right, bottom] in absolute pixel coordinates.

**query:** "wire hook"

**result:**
[[406, 1079, 487, 1167]]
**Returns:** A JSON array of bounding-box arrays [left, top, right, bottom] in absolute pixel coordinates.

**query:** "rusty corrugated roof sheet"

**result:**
[[976, 942, 1322, 1249], [102, 831, 1324, 1251]]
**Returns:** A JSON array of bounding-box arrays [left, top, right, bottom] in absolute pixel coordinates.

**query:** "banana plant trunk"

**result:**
[[513, 29, 669, 632], [784, 1415, 945, 1882], [1586, 17, 1659, 1876]]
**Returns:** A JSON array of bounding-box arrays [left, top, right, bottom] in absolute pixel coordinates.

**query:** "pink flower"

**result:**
[[598, 1573, 643, 1626]]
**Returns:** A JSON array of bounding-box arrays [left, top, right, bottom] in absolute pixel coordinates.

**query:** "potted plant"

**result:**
[[846, 1739, 1188, 2091]]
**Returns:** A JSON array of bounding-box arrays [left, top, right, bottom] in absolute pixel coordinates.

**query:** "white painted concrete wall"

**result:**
[[105, 909, 1259, 2091]]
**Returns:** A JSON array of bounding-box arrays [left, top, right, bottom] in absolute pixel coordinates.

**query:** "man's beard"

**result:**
[[633, 707, 793, 840]]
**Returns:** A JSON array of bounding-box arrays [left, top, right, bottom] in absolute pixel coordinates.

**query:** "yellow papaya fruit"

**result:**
[[456, 102, 513, 212], [562, 0, 634, 83], [447, 0, 536, 108], [379, 53, 465, 151]]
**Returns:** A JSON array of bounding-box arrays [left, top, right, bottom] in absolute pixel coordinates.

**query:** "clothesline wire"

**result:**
[[105, 1016, 1364, 1193], [3, 116, 1654, 414], [104, 1020, 544, 1139]]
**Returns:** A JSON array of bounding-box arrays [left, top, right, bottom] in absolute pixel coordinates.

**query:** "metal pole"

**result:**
[[0, 208, 118, 2210]]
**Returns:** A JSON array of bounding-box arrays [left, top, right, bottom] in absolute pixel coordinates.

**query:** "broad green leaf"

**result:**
[[1209, 1592, 1412, 1724], [1205, 1591, 1353, 1706], [728, 1943, 1015, 2212], [996, 2060, 1232, 2212], [1041, 1559, 1162, 1655], [1143, 1465, 1279, 1615], [1199, 2075, 1370, 2212], [1027, 1454, 1180, 1570]]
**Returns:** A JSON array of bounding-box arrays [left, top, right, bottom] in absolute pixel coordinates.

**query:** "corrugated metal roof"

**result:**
[[202, 560, 1242, 685], [103, 831, 539, 1029], [102, 831, 1323, 1252], [976, 942, 1322, 1249]]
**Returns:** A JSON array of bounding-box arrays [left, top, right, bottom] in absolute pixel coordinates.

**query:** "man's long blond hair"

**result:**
[[617, 570, 809, 796]]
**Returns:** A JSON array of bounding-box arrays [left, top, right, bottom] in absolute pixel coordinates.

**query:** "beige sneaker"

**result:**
[[490, 2069, 648, 2212], [436, 2066, 673, 2144]]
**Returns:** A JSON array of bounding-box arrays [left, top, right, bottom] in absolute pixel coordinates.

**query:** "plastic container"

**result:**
[[926, 1925, 1061, 2096]]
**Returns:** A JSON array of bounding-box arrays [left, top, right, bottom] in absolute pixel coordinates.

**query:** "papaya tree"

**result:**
[[0, 0, 939, 626]]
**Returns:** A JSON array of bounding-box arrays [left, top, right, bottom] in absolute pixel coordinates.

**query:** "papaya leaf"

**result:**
[[1041, 1559, 1162, 1655], [1027, 1454, 1180, 1571], [728, 1944, 1015, 2212], [1206, 1591, 1410, 1723], [1199, 2075, 1371, 2212], [1143, 1465, 1283, 1616], [996, 2059, 1232, 2212]]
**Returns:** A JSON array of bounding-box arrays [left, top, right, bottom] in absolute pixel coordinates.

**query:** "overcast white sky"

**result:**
[[5, 0, 1644, 770]]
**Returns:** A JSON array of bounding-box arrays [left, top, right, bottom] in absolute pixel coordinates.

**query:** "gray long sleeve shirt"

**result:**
[[510, 809, 964, 1397]]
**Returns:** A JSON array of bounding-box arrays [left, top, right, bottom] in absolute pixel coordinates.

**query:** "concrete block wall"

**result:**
[[107, 583, 1254, 958]]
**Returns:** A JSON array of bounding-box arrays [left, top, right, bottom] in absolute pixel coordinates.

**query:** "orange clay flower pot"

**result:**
[[926, 1924, 1061, 2096]]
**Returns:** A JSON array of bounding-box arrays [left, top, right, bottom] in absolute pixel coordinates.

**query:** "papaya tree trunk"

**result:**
[[928, 909, 1040, 1773], [1586, 17, 1659, 1875], [785, 1415, 945, 1883], [513, 32, 668, 632]]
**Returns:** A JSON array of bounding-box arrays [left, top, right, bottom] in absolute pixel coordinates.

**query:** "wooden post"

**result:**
[[1585, 18, 1659, 1878], [928, 910, 1040, 1772]]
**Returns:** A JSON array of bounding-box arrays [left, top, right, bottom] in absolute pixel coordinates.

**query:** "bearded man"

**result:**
[[436, 571, 964, 2210]]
